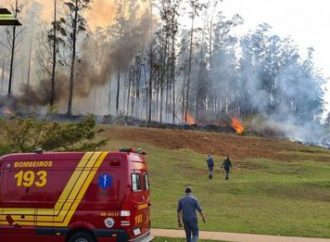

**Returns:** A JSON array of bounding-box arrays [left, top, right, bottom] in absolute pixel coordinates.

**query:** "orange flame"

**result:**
[[231, 117, 244, 134], [185, 113, 196, 125], [3, 107, 14, 116]]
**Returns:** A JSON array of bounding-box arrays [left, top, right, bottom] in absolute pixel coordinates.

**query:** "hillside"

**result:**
[[98, 125, 330, 163], [98, 125, 330, 238]]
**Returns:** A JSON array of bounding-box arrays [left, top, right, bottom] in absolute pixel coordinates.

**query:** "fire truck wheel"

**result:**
[[68, 231, 96, 242]]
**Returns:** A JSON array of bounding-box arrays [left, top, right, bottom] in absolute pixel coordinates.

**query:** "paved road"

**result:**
[[151, 228, 330, 242]]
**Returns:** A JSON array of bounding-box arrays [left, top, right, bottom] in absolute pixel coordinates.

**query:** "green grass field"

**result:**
[[104, 134, 330, 238], [3, 122, 329, 239], [152, 152, 330, 237]]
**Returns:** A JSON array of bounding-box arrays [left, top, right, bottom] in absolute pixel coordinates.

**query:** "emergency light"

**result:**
[[0, 8, 21, 26]]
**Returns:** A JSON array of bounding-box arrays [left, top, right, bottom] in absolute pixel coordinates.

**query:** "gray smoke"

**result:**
[[238, 24, 329, 147], [14, 1, 152, 115]]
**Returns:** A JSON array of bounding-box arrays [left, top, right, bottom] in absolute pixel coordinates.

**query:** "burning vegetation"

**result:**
[[231, 117, 244, 135], [0, 0, 328, 149], [184, 113, 196, 125]]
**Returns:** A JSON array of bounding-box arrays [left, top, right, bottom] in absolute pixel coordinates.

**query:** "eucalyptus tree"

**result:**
[[47, 0, 66, 107], [0, 0, 24, 97], [0, 57, 8, 94], [63, 0, 91, 115], [169, 0, 181, 123], [239, 24, 324, 121], [184, 0, 206, 123], [109, 0, 142, 116], [210, 12, 242, 117], [239, 24, 277, 116], [50, 0, 57, 106], [148, 0, 154, 123], [275, 47, 324, 122], [194, 0, 216, 122], [189, 1, 243, 122], [127, 2, 151, 119], [155, 0, 181, 123], [0, 31, 9, 94]]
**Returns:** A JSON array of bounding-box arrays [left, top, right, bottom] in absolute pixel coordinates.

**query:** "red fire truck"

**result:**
[[0, 149, 152, 242]]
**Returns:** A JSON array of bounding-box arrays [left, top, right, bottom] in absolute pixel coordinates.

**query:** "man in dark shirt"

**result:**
[[222, 155, 232, 180], [177, 186, 206, 242], [206, 154, 214, 179]]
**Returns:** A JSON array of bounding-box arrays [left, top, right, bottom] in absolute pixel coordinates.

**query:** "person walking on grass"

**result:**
[[222, 155, 232, 180], [177, 186, 206, 242], [206, 154, 214, 179]]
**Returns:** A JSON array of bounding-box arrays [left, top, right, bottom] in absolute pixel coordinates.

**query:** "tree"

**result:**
[[64, 0, 91, 115], [239, 24, 324, 121], [50, 0, 57, 106], [0, 55, 8, 94], [153, 0, 181, 123], [170, 1, 180, 123], [100, 0, 153, 119], [195, 61, 209, 122], [148, 0, 154, 124], [110, 1, 138, 116], [0, 114, 108, 154], [2, 0, 24, 97], [184, 0, 206, 123], [44, 0, 67, 107], [275, 47, 324, 122], [239, 24, 279, 115]]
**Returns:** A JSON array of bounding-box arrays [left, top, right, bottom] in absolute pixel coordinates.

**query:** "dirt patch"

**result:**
[[99, 125, 330, 162]]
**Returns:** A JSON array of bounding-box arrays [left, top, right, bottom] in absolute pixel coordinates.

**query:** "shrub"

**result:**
[[0, 113, 108, 155]]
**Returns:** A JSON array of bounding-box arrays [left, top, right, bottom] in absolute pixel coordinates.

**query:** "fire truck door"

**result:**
[[0, 162, 37, 242], [34, 208, 58, 242]]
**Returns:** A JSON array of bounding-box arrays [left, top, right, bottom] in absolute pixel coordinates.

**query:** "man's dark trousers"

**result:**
[[225, 168, 230, 180], [183, 218, 199, 242]]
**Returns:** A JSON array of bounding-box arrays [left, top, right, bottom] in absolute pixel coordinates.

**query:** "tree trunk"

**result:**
[[172, 76, 176, 123], [148, 48, 153, 123], [131, 69, 135, 117], [8, 25, 16, 97], [67, 0, 78, 116], [165, 40, 171, 122], [126, 70, 132, 116], [27, 38, 33, 88], [154, 82, 158, 121], [148, 0, 153, 124], [165, 75, 169, 122], [171, 34, 176, 124], [135, 64, 142, 118], [1, 62, 5, 93], [181, 86, 185, 122], [50, 0, 57, 106], [116, 70, 121, 116], [108, 79, 111, 115], [185, 8, 195, 123], [136, 63, 141, 99], [159, 29, 168, 122], [143, 64, 148, 120], [160, 84, 164, 123]]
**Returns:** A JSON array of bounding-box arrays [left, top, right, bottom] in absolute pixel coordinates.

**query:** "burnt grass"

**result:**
[[98, 124, 330, 163]]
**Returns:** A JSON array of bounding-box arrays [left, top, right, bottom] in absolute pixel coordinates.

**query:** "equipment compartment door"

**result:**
[[0, 161, 37, 242]]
